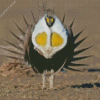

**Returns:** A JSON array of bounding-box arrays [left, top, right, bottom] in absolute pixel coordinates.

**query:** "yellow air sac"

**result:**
[[36, 32, 47, 46], [52, 32, 63, 47]]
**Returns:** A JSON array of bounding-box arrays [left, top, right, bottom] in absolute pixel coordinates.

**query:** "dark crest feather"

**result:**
[[7, 29, 24, 44], [69, 63, 88, 66], [0, 55, 23, 60], [74, 36, 88, 49], [23, 15, 29, 28], [72, 56, 91, 62], [70, 19, 74, 28], [31, 11, 37, 24], [74, 30, 84, 42], [67, 67, 83, 72], [13, 22, 25, 36], [1, 39, 23, 51], [74, 46, 92, 56], [0, 46, 23, 56], [62, 13, 66, 24]]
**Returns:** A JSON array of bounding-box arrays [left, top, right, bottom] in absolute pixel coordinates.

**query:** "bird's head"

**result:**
[[45, 16, 55, 27], [44, 9, 55, 27]]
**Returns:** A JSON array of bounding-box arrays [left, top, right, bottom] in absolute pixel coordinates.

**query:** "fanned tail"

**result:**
[[64, 20, 92, 71], [0, 10, 91, 73]]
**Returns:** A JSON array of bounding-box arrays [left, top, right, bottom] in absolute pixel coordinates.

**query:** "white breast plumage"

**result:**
[[32, 14, 68, 59]]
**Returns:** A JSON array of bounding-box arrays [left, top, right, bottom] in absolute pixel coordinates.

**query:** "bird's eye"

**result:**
[[51, 18, 53, 23], [46, 18, 49, 23]]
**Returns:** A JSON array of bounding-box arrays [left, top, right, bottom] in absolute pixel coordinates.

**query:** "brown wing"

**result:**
[[23, 25, 33, 63], [23, 25, 39, 74]]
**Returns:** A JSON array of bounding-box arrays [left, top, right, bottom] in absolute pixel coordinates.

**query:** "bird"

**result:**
[[0, 7, 91, 90]]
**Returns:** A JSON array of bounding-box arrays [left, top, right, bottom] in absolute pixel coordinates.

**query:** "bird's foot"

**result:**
[[42, 86, 46, 90]]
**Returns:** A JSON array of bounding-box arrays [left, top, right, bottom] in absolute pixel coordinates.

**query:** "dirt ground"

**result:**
[[0, 0, 100, 100], [0, 61, 100, 100]]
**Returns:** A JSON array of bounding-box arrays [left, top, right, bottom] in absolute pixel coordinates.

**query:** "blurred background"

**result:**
[[0, 0, 100, 69]]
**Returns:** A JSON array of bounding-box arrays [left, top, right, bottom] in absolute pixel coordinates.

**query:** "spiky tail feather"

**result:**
[[63, 20, 92, 71]]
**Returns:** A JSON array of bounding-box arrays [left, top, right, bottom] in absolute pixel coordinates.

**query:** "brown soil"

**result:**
[[0, 61, 100, 100]]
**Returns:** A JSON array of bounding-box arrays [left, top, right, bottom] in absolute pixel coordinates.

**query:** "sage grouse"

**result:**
[[0, 8, 91, 89]]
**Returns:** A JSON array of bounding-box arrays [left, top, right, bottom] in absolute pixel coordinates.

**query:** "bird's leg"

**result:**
[[42, 70, 46, 90], [48, 59, 67, 90], [49, 69, 54, 89]]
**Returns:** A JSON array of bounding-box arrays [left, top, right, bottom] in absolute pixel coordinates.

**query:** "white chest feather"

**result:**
[[32, 15, 68, 59]]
